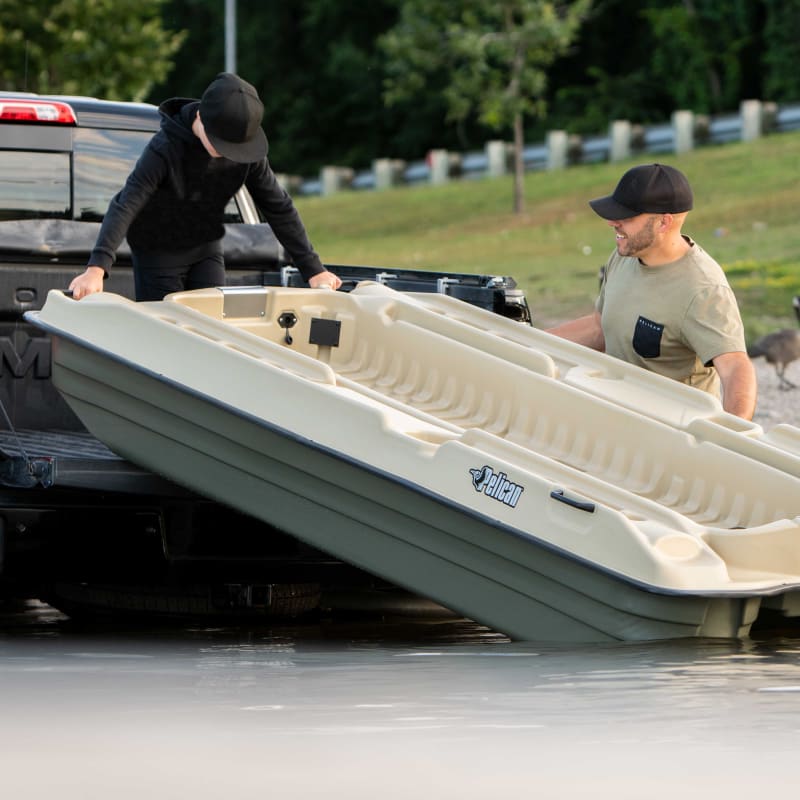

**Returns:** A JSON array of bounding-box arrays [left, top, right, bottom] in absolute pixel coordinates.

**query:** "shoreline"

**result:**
[[752, 356, 800, 430]]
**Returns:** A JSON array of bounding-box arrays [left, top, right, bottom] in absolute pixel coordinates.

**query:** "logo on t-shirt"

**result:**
[[632, 315, 664, 358]]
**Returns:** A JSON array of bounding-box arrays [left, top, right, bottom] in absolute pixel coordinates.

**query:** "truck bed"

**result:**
[[0, 428, 190, 494]]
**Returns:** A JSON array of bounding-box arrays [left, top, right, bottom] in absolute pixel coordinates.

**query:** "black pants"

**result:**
[[132, 247, 225, 301]]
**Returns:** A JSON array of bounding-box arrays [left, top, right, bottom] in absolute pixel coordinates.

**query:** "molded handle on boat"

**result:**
[[550, 489, 596, 513]]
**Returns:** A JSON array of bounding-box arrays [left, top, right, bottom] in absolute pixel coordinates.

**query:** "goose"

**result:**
[[748, 296, 800, 390]]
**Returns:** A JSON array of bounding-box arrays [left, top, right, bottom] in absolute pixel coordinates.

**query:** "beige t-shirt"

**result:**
[[595, 238, 746, 396]]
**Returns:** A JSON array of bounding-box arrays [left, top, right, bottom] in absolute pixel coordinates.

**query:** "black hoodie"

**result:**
[[88, 98, 323, 280]]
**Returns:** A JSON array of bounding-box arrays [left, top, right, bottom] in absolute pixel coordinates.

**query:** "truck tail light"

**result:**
[[0, 99, 77, 124]]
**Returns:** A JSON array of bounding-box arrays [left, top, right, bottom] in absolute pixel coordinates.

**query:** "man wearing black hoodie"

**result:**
[[69, 73, 340, 301]]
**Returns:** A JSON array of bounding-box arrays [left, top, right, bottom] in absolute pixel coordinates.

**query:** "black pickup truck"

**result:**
[[0, 92, 530, 620]]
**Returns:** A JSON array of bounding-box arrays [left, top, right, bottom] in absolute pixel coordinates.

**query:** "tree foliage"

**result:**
[[762, 0, 800, 101], [153, 0, 800, 178], [383, 1, 587, 127], [156, 0, 418, 175], [3, 0, 799, 180], [543, 0, 763, 134], [0, 0, 184, 100]]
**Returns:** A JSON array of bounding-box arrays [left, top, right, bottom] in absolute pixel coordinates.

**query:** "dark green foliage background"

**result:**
[[154, 0, 800, 175]]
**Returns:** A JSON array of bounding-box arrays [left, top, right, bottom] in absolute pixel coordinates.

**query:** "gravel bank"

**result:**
[[751, 356, 800, 431]]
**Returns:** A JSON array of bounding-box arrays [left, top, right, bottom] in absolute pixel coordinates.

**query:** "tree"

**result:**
[[381, 0, 591, 213], [0, 0, 185, 100]]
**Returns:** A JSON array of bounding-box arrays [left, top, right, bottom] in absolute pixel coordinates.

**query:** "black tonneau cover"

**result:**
[[0, 219, 284, 266]]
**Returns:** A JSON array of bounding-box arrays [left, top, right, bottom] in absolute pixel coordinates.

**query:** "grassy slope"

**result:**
[[295, 131, 800, 339]]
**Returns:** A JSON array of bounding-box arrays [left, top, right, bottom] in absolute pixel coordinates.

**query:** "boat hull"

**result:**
[[50, 333, 761, 642]]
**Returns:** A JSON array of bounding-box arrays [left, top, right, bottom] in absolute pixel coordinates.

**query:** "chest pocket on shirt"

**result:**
[[632, 316, 664, 359]]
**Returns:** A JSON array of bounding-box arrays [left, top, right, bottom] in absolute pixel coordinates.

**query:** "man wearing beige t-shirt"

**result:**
[[547, 163, 756, 420]]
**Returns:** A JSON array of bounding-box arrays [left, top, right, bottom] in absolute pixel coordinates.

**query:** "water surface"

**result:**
[[2, 601, 798, 799]]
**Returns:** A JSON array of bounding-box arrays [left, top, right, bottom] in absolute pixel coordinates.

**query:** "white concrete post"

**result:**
[[275, 174, 301, 194], [740, 99, 763, 141], [609, 120, 632, 162], [485, 140, 508, 177], [320, 166, 352, 196], [373, 159, 395, 191], [320, 166, 340, 196], [428, 149, 450, 185], [672, 110, 695, 153], [546, 130, 568, 170]]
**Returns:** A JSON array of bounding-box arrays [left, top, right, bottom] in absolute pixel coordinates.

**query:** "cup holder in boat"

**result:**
[[278, 311, 298, 345]]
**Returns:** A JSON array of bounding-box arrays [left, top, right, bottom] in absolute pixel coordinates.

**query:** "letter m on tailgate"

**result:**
[[0, 335, 51, 378]]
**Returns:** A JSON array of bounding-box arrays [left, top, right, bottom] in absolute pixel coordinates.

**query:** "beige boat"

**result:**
[[27, 283, 800, 642]]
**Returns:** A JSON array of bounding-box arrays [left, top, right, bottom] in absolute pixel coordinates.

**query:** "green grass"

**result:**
[[295, 131, 800, 340]]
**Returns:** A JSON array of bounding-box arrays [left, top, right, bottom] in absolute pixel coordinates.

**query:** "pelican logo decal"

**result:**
[[469, 465, 524, 508]]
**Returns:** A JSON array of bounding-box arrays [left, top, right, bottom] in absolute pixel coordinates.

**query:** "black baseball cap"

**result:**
[[589, 163, 694, 219], [199, 73, 268, 163]]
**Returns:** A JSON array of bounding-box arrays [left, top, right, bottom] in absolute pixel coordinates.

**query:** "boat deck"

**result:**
[[161, 285, 800, 535]]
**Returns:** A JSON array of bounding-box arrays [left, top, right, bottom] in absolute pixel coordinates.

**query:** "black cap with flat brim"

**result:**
[[589, 163, 694, 220], [199, 72, 268, 163]]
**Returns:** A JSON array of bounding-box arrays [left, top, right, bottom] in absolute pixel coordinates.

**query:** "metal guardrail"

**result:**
[[293, 101, 800, 197]]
